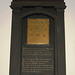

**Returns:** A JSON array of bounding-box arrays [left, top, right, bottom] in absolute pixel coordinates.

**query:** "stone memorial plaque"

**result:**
[[10, 0, 66, 75]]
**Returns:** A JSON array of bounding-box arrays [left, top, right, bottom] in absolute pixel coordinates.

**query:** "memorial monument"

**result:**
[[10, 0, 66, 75]]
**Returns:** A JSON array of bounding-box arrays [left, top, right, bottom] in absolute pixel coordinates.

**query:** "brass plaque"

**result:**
[[27, 19, 49, 44]]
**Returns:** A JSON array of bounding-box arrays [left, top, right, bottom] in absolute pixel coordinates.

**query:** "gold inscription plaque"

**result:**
[[27, 19, 49, 44]]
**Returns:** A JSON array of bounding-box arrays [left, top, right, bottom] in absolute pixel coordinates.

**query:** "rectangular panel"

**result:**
[[27, 19, 49, 44], [21, 47, 54, 75]]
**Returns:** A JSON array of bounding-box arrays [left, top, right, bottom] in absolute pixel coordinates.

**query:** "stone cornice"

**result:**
[[11, 1, 66, 9]]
